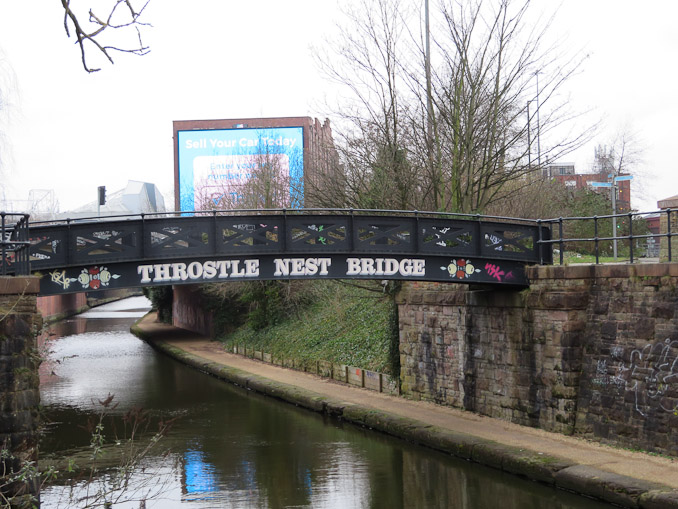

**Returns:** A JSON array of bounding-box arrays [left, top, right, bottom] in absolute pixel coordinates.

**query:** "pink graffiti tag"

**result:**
[[485, 263, 505, 282]]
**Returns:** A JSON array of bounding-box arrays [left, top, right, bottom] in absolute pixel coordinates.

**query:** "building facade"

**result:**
[[173, 117, 337, 211], [546, 163, 632, 213]]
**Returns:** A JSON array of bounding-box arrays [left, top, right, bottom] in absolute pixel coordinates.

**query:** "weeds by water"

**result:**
[[2, 394, 176, 508]]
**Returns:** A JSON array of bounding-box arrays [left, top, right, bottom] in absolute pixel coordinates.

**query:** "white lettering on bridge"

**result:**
[[137, 260, 260, 283]]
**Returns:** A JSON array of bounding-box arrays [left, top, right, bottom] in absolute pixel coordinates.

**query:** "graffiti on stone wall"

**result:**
[[602, 339, 678, 417]]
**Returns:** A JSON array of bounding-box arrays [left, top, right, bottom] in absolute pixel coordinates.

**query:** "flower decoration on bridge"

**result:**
[[441, 259, 480, 279], [76, 266, 120, 290]]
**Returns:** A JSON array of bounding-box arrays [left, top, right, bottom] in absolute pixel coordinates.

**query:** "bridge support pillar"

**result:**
[[0, 277, 41, 506], [398, 265, 678, 456], [396, 279, 589, 434]]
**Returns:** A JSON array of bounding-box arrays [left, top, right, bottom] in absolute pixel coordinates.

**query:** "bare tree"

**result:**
[[194, 133, 303, 211], [313, 0, 425, 210], [592, 128, 644, 176], [485, 173, 569, 219], [0, 53, 17, 201], [590, 126, 647, 213], [315, 0, 594, 214], [236, 147, 298, 209], [60, 0, 151, 73]]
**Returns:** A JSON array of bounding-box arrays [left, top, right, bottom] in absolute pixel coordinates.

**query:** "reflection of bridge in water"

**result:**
[[1, 209, 552, 295]]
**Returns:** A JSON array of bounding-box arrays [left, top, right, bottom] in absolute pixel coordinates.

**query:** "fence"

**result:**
[[24, 207, 551, 272], [538, 209, 672, 265], [4, 207, 677, 274], [232, 343, 400, 396], [0, 212, 31, 276]]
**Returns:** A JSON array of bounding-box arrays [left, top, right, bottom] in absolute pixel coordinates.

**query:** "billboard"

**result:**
[[176, 126, 304, 211]]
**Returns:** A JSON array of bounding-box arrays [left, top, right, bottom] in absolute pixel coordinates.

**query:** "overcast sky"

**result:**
[[0, 0, 676, 213]]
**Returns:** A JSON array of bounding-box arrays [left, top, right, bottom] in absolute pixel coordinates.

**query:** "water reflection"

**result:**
[[39, 298, 610, 508]]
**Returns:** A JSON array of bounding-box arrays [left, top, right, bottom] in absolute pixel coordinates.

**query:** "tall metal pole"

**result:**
[[527, 101, 532, 169], [425, 0, 432, 141], [535, 71, 541, 169], [612, 180, 618, 260], [425, 0, 436, 206]]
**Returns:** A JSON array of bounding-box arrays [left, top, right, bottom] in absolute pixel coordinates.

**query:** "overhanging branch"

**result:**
[[60, 0, 151, 73]]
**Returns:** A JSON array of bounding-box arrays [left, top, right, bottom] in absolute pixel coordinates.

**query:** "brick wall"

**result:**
[[0, 277, 41, 503], [173, 285, 214, 337], [36, 292, 88, 322], [397, 264, 678, 454]]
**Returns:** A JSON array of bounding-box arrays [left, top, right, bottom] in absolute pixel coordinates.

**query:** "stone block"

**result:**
[[651, 302, 675, 319], [640, 490, 678, 509], [0, 277, 40, 296], [634, 316, 656, 340]]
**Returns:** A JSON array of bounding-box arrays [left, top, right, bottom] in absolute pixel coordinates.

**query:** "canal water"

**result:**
[[38, 297, 610, 508]]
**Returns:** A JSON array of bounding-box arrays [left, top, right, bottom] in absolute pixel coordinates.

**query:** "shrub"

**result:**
[[142, 286, 173, 323]]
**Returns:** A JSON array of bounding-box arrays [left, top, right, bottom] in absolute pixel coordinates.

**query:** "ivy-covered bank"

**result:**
[[147, 281, 401, 376], [220, 281, 400, 376]]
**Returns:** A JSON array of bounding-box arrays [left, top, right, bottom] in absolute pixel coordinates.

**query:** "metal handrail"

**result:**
[[24, 210, 551, 273], [28, 207, 542, 227], [7, 207, 676, 274], [0, 212, 31, 276], [538, 208, 671, 264]]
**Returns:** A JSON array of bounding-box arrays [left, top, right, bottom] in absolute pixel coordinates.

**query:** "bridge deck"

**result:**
[[2, 210, 551, 295]]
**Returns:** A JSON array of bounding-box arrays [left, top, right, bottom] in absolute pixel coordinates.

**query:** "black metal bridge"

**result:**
[[1, 210, 552, 296]]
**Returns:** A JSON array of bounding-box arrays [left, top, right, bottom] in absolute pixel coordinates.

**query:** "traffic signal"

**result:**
[[98, 186, 106, 206]]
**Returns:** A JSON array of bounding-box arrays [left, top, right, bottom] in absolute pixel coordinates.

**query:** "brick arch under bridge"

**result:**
[[4, 210, 551, 296]]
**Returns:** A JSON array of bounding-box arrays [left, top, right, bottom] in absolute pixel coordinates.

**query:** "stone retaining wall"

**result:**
[[397, 264, 678, 454], [0, 277, 41, 504], [36, 292, 88, 322], [231, 343, 400, 395]]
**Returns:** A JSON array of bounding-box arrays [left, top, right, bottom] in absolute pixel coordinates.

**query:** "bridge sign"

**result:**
[[41, 254, 529, 295], [17, 211, 551, 295]]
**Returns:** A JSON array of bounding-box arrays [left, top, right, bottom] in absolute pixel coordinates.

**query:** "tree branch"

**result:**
[[60, 0, 151, 73]]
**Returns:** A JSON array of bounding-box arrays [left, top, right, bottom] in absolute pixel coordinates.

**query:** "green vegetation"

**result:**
[[562, 252, 626, 264], [215, 281, 399, 375], [142, 286, 173, 323]]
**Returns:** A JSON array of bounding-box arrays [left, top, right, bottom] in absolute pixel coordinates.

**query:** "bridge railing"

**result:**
[[539, 209, 671, 264], [24, 208, 553, 271], [0, 212, 31, 276], [13, 207, 678, 275]]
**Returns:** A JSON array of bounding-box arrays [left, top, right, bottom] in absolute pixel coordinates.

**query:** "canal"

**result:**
[[38, 297, 610, 508]]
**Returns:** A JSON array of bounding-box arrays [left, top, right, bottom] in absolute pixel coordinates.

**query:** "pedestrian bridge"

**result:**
[[1, 209, 551, 296]]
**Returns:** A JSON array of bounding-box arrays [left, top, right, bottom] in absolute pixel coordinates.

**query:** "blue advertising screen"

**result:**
[[177, 127, 304, 211]]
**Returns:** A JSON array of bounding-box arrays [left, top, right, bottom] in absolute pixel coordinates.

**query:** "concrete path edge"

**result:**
[[131, 319, 678, 508]]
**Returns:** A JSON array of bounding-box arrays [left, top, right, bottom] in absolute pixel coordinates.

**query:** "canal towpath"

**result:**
[[132, 313, 678, 508]]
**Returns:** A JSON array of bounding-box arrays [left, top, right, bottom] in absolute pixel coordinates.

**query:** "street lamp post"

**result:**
[[527, 101, 532, 169], [534, 71, 541, 169]]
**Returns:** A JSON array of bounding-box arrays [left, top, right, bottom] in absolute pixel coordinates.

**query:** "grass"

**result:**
[[560, 251, 645, 264], [217, 281, 397, 374]]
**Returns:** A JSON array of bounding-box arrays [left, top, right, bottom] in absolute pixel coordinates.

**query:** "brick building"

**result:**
[[546, 163, 632, 213]]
